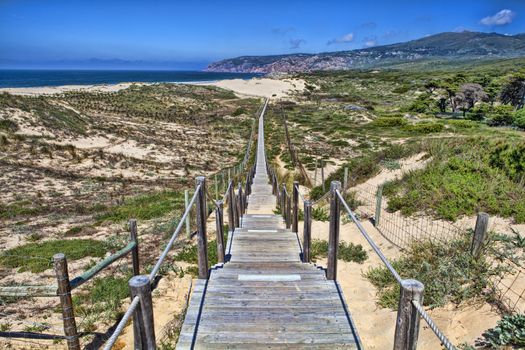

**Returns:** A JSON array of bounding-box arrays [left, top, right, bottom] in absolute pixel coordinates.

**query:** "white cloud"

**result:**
[[364, 40, 377, 48], [327, 33, 354, 45], [480, 9, 516, 26]]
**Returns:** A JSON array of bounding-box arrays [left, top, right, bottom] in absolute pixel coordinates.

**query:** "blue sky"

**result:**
[[0, 0, 524, 69]]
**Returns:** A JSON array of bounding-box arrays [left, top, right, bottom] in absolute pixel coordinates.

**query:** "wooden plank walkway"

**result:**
[[177, 103, 361, 349]]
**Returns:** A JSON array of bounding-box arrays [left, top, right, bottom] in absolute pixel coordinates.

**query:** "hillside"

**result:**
[[206, 31, 525, 73]]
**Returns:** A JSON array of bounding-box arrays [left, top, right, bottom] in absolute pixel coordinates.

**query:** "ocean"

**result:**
[[0, 70, 262, 88]]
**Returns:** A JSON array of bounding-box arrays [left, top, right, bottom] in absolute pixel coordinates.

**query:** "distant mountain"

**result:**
[[206, 31, 525, 73]]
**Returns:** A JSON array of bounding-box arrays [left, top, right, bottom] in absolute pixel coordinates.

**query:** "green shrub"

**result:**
[[0, 119, 18, 132], [478, 313, 525, 348], [514, 108, 525, 129], [373, 117, 408, 127], [488, 105, 515, 126], [488, 141, 525, 184], [310, 239, 367, 263], [97, 190, 184, 222], [0, 239, 107, 273], [403, 122, 444, 134], [447, 120, 478, 129], [468, 103, 492, 121], [232, 107, 246, 116], [365, 231, 504, 308], [384, 150, 525, 223], [312, 207, 329, 221]]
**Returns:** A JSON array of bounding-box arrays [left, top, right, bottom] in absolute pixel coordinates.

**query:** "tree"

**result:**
[[489, 105, 515, 126], [500, 73, 525, 110], [424, 80, 440, 94], [514, 108, 525, 129], [454, 83, 488, 116]]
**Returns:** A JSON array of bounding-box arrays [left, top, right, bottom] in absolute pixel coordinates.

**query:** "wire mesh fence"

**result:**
[[345, 180, 525, 315]]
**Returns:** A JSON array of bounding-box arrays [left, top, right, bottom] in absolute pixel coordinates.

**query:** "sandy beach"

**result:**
[[0, 77, 306, 98], [0, 82, 143, 95]]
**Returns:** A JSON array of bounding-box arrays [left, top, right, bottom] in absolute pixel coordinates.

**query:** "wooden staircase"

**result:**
[[176, 104, 361, 349]]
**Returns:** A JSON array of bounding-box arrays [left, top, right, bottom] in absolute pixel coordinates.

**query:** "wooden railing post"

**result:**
[[286, 195, 292, 229], [281, 184, 286, 216], [272, 174, 277, 195], [238, 184, 244, 215], [195, 176, 209, 279], [129, 219, 140, 276], [228, 181, 239, 229], [327, 181, 341, 280], [471, 212, 489, 257], [53, 254, 80, 350], [215, 174, 219, 200], [184, 190, 191, 238], [303, 200, 312, 263], [343, 167, 348, 190], [292, 181, 299, 233], [321, 160, 325, 192], [227, 182, 235, 232], [394, 279, 424, 350], [129, 275, 156, 350], [375, 185, 383, 227], [245, 174, 251, 197], [215, 200, 225, 264]]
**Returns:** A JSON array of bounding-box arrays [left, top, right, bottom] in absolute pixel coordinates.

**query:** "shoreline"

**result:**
[[0, 77, 306, 98]]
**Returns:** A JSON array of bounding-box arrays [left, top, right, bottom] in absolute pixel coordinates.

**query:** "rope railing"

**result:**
[[336, 190, 403, 284], [298, 180, 456, 350], [102, 296, 140, 350], [412, 300, 456, 350], [148, 185, 200, 282]]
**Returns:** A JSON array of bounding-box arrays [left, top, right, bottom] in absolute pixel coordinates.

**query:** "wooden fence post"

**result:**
[[343, 167, 348, 190], [321, 160, 326, 192], [238, 184, 244, 216], [245, 174, 251, 197], [281, 184, 286, 216], [471, 212, 489, 257], [215, 200, 225, 264], [286, 195, 292, 229], [292, 181, 299, 233], [227, 182, 235, 232], [375, 185, 383, 227], [303, 200, 312, 263], [129, 275, 156, 350], [327, 181, 341, 280], [129, 219, 140, 276], [53, 253, 80, 350], [394, 279, 424, 350], [215, 174, 219, 200], [184, 190, 191, 238], [272, 174, 277, 195], [314, 159, 318, 186], [195, 176, 209, 279], [228, 181, 239, 229]]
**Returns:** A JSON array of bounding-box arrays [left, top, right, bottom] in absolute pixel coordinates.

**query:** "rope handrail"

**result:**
[[412, 300, 456, 350], [102, 295, 140, 350], [70, 241, 137, 290], [148, 185, 201, 282], [336, 189, 456, 349], [336, 189, 403, 284], [311, 190, 331, 206]]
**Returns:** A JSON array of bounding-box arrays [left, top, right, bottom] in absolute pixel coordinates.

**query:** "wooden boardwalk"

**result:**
[[177, 106, 361, 349]]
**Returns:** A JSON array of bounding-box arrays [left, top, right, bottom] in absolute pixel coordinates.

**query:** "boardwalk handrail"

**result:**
[[330, 183, 455, 350]]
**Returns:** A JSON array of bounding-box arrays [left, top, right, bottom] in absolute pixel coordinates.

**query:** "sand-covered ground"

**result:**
[[0, 82, 141, 96], [198, 77, 306, 98]]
